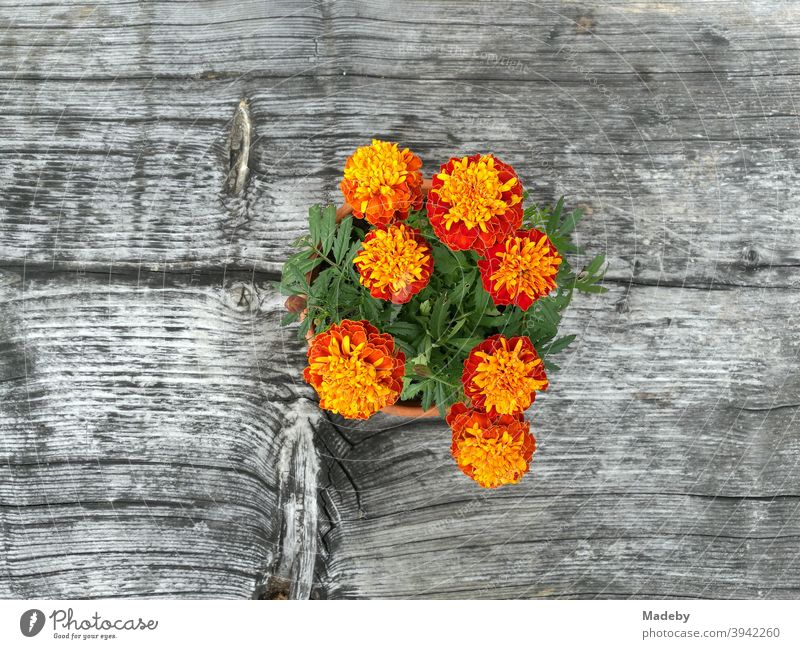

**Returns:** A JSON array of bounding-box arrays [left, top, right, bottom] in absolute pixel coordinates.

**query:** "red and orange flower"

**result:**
[[447, 403, 536, 488], [354, 223, 433, 304], [426, 154, 523, 251], [340, 140, 424, 227], [462, 334, 548, 415], [304, 319, 405, 419], [478, 228, 562, 310]]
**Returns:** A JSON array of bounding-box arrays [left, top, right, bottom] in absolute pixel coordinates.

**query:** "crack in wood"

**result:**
[[254, 401, 321, 600]]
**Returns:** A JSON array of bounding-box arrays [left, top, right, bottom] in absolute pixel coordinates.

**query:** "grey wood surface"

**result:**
[[1, 0, 798, 599]]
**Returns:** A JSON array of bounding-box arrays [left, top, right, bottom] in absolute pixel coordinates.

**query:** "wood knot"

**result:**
[[225, 98, 252, 194], [699, 25, 729, 47], [227, 282, 258, 311], [741, 246, 760, 269], [576, 15, 596, 34]]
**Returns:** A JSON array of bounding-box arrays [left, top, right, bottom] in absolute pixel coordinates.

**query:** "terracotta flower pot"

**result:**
[[285, 179, 440, 418]]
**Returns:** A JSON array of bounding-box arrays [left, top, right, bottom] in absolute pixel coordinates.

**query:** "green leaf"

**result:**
[[415, 334, 433, 363], [472, 283, 493, 318], [290, 234, 311, 248], [543, 359, 561, 373], [280, 264, 307, 296], [546, 197, 564, 234], [308, 267, 336, 301], [278, 270, 302, 297], [281, 251, 323, 295], [435, 381, 447, 417], [450, 267, 478, 307], [448, 336, 484, 352], [308, 205, 322, 246], [585, 253, 606, 275], [575, 283, 608, 294], [326, 276, 358, 322], [360, 295, 382, 322], [384, 302, 403, 324], [541, 334, 576, 356], [295, 254, 323, 275], [387, 321, 423, 340], [537, 297, 561, 329], [421, 382, 435, 411], [558, 207, 584, 236], [332, 215, 353, 263], [394, 338, 416, 358], [281, 311, 300, 326], [431, 245, 461, 277], [401, 377, 427, 401], [443, 315, 468, 341], [524, 204, 548, 229], [502, 307, 524, 334], [430, 296, 449, 340], [344, 239, 363, 277], [525, 318, 558, 349], [320, 205, 338, 256], [298, 314, 313, 340], [477, 313, 508, 329]]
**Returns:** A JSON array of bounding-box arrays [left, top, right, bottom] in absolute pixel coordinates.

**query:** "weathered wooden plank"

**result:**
[[0, 0, 323, 80], [323, 499, 800, 599], [3, 1, 799, 80], [325, 0, 800, 79], [0, 270, 325, 598], [1, 73, 798, 288], [317, 282, 800, 598]]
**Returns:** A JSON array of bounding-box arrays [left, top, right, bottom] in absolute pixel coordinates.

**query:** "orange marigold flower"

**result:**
[[354, 223, 433, 304], [447, 402, 536, 488], [427, 154, 523, 251], [478, 228, 562, 310], [304, 319, 405, 419], [462, 334, 547, 416], [340, 139, 424, 227]]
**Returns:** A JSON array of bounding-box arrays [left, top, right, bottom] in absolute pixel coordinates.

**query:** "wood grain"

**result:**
[[318, 282, 800, 598], [2, 1, 799, 286], [1, 0, 799, 599], [3, 1, 799, 80], [0, 270, 324, 598]]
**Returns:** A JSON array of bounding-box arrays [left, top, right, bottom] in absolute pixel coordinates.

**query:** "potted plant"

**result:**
[[281, 140, 606, 488]]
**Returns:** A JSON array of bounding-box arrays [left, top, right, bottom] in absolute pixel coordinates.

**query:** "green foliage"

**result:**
[[281, 199, 607, 414]]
